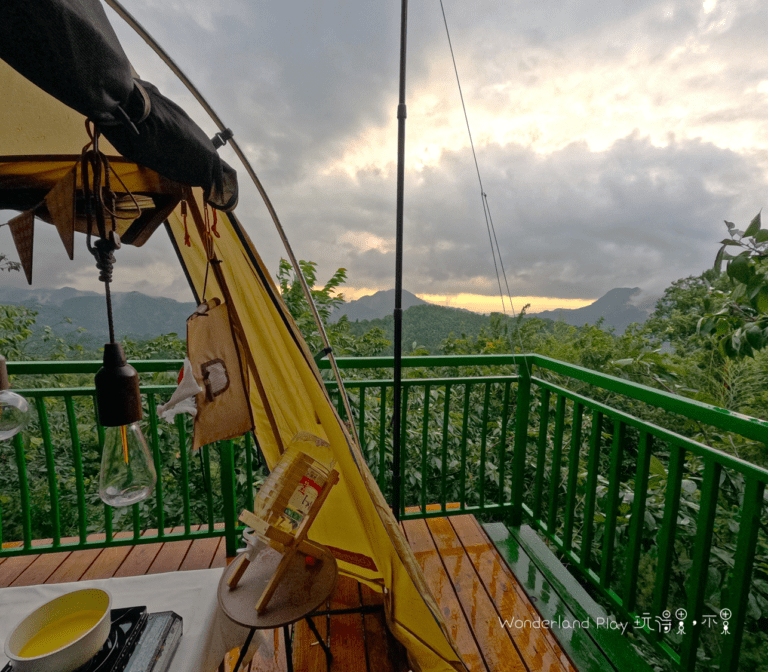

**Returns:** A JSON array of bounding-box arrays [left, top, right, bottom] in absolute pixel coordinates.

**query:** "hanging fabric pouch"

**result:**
[[187, 298, 253, 451]]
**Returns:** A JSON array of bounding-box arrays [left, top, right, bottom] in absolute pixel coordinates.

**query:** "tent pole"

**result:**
[[392, 0, 408, 522], [105, 0, 360, 449]]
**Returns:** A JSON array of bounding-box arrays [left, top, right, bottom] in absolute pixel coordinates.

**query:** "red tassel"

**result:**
[[181, 200, 191, 247]]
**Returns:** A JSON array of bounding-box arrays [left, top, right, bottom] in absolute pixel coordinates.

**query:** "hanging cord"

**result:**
[[439, 1, 506, 312], [105, 0, 361, 449], [92, 239, 118, 343], [483, 193, 516, 318], [211, 209, 220, 238], [439, 0, 529, 360], [181, 200, 191, 247], [200, 204, 219, 302], [82, 123, 122, 344]]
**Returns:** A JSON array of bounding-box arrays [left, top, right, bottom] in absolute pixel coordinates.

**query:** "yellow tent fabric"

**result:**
[[166, 191, 466, 672], [0, 59, 183, 249], [0, 59, 121, 157]]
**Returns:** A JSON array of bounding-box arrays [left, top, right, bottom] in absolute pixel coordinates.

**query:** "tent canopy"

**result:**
[[166, 194, 465, 670], [0, 0, 237, 210], [0, 3, 466, 670]]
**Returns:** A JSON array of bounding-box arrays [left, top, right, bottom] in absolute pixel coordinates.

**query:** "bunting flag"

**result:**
[[44, 166, 77, 259], [8, 210, 35, 284]]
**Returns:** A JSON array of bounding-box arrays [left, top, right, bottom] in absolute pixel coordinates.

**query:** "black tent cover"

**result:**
[[0, 0, 237, 210]]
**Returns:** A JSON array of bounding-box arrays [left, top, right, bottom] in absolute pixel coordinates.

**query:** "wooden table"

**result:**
[[217, 540, 337, 672]]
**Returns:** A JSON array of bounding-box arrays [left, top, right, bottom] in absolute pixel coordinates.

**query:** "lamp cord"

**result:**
[[92, 239, 118, 344], [81, 124, 121, 345]]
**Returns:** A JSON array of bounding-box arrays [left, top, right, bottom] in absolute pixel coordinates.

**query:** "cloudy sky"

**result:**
[[3, 0, 768, 314]]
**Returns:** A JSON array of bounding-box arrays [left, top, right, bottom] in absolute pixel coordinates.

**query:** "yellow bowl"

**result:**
[[4, 588, 111, 672]]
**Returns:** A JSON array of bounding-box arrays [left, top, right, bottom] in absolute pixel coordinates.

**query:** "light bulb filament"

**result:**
[[120, 424, 129, 464]]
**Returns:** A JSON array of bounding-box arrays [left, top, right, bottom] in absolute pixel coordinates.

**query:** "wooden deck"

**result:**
[[0, 516, 576, 672]]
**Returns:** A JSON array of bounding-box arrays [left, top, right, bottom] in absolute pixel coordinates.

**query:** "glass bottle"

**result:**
[[252, 431, 336, 535]]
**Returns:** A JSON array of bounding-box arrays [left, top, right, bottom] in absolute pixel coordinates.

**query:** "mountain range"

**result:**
[[330, 289, 428, 322], [531, 287, 657, 334], [335, 287, 657, 333], [338, 287, 658, 355], [0, 286, 196, 345], [0, 285, 658, 349]]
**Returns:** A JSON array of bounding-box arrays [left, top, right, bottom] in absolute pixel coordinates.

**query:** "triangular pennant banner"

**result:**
[[8, 210, 35, 284], [44, 166, 76, 259]]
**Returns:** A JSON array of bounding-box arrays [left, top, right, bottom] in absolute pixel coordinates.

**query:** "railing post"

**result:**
[[510, 359, 532, 528], [720, 478, 765, 671], [65, 396, 88, 544], [13, 432, 32, 550], [219, 439, 239, 558], [681, 459, 722, 670], [146, 393, 165, 538], [176, 415, 191, 535], [36, 398, 61, 547]]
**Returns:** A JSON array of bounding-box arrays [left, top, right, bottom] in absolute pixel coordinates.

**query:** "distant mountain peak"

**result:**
[[0, 285, 101, 306], [531, 287, 658, 333], [331, 289, 428, 322]]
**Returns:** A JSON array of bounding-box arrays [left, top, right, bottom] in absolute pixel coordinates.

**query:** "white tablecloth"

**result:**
[[0, 569, 269, 671]]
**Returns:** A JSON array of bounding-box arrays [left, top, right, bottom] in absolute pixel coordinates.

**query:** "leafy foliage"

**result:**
[[0, 253, 21, 273], [644, 271, 728, 357], [0, 304, 37, 360], [699, 213, 768, 358], [276, 259, 390, 357]]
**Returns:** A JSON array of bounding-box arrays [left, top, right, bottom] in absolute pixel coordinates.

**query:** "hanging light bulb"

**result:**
[[95, 343, 156, 507], [99, 422, 156, 506], [0, 355, 30, 441], [0, 390, 30, 441], [86, 226, 156, 507]]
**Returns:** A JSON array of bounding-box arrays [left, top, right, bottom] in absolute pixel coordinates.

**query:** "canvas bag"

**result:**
[[187, 297, 254, 451]]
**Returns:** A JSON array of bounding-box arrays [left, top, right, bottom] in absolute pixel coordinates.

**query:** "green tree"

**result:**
[[643, 271, 728, 356], [699, 213, 768, 358], [276, 259, 389, 357], [0, 253, 21, 273], [0, 304, 37, 360]]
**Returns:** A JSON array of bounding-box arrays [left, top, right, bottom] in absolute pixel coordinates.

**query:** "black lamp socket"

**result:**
[[95, 343, 143, 427]]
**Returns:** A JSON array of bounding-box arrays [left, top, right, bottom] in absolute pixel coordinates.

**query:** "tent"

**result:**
[[0, 1, 466, 670]]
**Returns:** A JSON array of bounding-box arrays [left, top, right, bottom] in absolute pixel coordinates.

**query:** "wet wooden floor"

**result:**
[[401, 515, 576, 672], [0, 515, 576, 671]]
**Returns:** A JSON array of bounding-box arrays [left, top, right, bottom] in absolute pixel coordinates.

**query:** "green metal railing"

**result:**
[[1, 360, 256, 563], [326, 355, 768, 671], [3, 355, 767, 671]]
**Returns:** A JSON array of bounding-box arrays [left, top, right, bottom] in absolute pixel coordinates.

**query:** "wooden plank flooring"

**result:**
[[404, 518, 486, 670], [0, 527, 223, 587], [401, 515, 578, 672], [451, 516, 575, 671], [0, 529, 398, 672], [0, 516, 577, 672], [292, 576, 406, 672]]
